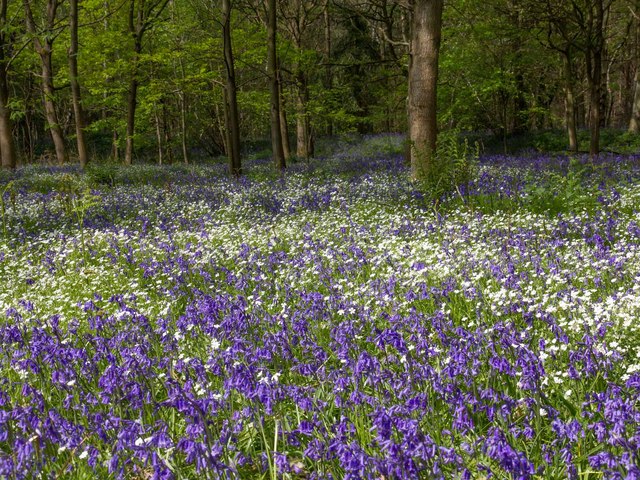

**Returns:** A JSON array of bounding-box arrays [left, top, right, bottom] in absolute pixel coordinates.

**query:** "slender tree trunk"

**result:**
[[630, 69, 640, 133], [124, 39, 141, 165], [163, 101, 173, 164], [295, 71, 311, 159], [24, 0, 67, 165], [112, 129, 119, 161], [154, 106, 163, 165], [587, 66, 602, 156], [267, 0, 285, 170], [563, 53, 578, 152], [408, 0, 444, 181], [222, 0, 241, 176], [69, 0, 88, 167], [585, 0, 605, 157], [178, 59, 189, 163], [278, 65, 291, 161], [0, 66, 14, 169], [41, 47, 67, 165], [324, 0, 333, 136], [179, 91, 189, 163], [630, 3, 640, 133], [0, 0, 16, 169]]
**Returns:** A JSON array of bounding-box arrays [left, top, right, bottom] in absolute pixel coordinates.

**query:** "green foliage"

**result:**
[[605, 131, 640, 154], [14, 171, 86, 195], [0, 181, 16, 239], [524, 157, 601, 215], [85, 164, 117, 187], [415, 131, 479, 208], [532, 131, 575, 152]]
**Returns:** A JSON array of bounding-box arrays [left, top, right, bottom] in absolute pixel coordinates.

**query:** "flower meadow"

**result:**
[[1, 144, 640, 479]]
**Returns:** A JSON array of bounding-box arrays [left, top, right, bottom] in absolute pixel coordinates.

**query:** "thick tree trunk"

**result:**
[[0, 0, 15, 169], [408, 0, 444, 181], [222, 0, 241, 176], [563, 53, 578, 152], [69, 0, 88, 168], [267, 0, 285, 170]]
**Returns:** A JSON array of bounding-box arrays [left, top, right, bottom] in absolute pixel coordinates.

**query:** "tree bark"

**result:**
[[154, 106, 163, 165], [125, 72, 138, 164], [408, 0, 444, 181], [277, 65, 291, 161], [124, 0, 170, 165], [222, 0, 241, 176], [584, 0, 605, 157], [0, 0, 16, 169], [295, 70, 312, 159], [563, 52, 578, 152], [630, 69, 640, 133], [324, 0, 333, 136], [178, 60, 189, 164], [125, 36, 141, 165], [267, 0, 285, 170], [24, 0, 67, 165], [41, 51, 67, 165], [69, 0, 88, 168], [630, 2, 640, 133]]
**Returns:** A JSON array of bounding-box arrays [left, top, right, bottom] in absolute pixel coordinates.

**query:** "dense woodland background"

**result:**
[[0, 0, 639, 172]]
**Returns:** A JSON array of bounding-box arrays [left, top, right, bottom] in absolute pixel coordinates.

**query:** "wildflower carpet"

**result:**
[[1, 149, 639, 479]]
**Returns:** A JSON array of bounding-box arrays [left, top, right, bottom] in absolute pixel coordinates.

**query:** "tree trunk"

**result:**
[[163, 100, 173, 164], [179, 91, 189, 163], [112, 129, 119, 161], [278, 65, 291, 161], [630, 3, 640, 133], [24, 0, 67, 165], [154, 106, 163, 165], [124, 38, 141, 165], [585, 0, 605, 157], [0, 0, 16, 169], [267, 0, 285, 170], [408, 0, 444, 181], [630, 69, 640, 133], [0, 67, 14, 169], [563, 53, 578, 152], [69, 0, 88, 168], [324, 0, 333, 136], [125, 74, 138, 165], [222, 0, 241, 176], [295, 71, 312, 159], [41, 46, 67, 165]]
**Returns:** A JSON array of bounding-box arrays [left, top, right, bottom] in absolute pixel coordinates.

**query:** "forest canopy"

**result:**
[[0, 0, 638, 172]]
